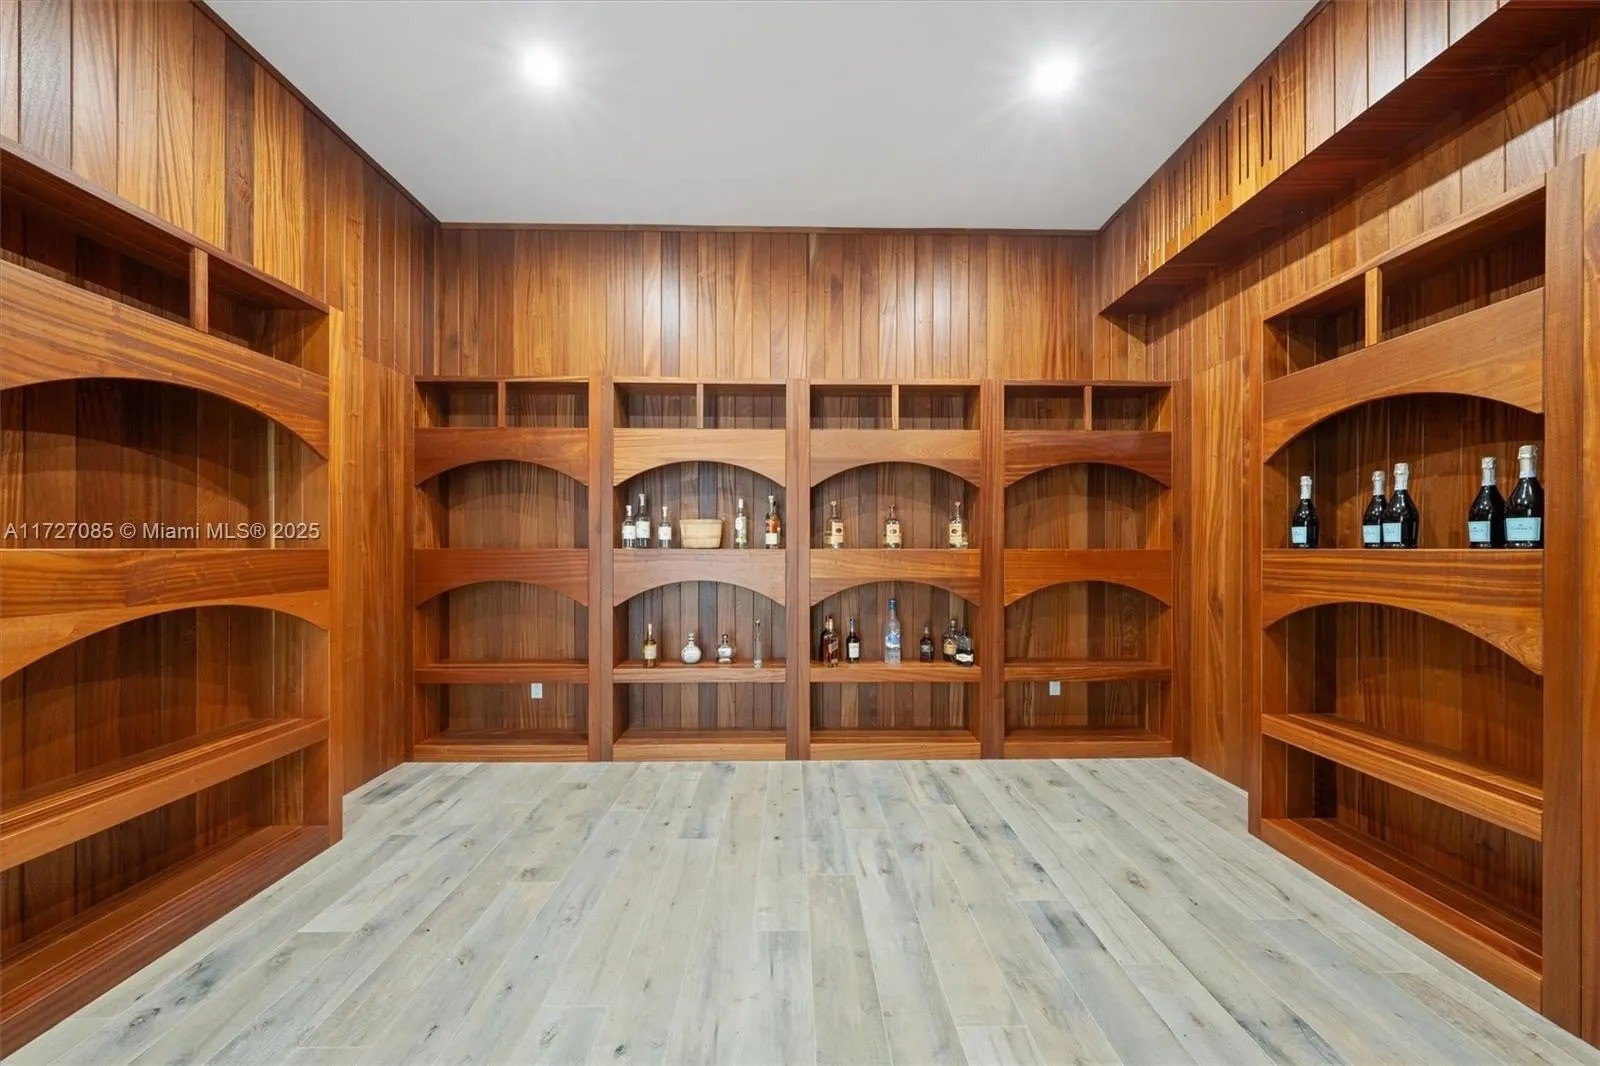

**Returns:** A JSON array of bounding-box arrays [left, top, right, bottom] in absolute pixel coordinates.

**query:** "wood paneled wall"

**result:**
[[0, 0, 428, 789]]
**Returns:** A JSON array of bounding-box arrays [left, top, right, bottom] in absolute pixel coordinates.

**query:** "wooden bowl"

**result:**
[[678, 518, 724, 549]]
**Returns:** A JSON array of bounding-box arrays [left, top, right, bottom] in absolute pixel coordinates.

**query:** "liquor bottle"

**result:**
[[680, 631, 702, 664], [716, 633, 735, 664], [883, 502, 902, 549], [918, 623, 934, 662], [621, 504, 637, 549], [752, 619, 764, 669], [884, 598, 902, 664], [818, 614, 840, 666], [734, 497, 749, 549], [634, 493, 651, 547], [1384, 462, 1420, 549], [642, 623, 658, 667], [1289, 475, 1319, 549], [1467, 456, 1505, 549], [1505, 444, 1544, 549], [1362, 470, 1387, 549], [955, 625, 975, 667], [764, 494, 782, 549], [942, 618, 958, 663], [656, 505, 673, 548], [845, 617, 862, 663], [826, 500, 846, 549], [948, 500, 968, 549]]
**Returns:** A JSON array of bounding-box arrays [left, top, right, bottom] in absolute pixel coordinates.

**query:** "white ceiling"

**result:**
[[212, 0, 1315, 230]]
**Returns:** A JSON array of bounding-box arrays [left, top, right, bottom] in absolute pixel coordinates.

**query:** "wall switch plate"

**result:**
[[1048, 680, 1062, 696], [530, 683, 543, 699]]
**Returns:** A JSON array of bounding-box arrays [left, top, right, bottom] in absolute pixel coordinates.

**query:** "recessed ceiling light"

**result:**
[[521, 44, 563, 90], [1029, 55, 1077, 98]]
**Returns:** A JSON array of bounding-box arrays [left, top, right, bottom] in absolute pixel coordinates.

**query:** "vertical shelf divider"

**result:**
[[788, 378, 812, 759], [589, 373, 615, 761], [979, 377, 1006, 757]]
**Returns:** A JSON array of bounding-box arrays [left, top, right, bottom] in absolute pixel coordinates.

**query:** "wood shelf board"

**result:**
[[611, 549, 787, 606], [0, 139, 325, 313], [809, 429, 982, 485], [1003, 660, 1171, 683], [611, 729, 787, 762], [1260, 549, 1542, 674], [416, 374, 589, 386], [1002, 548, 1173, 607], [612, 428, 787, 484], [1261, 288, 1544, 457], [1003, 728, 1172, 759], [613, 661, 788, 683], [1261, 714, 1541, 840], [414, 660, 589, 685], [1099, 2, 1591, 316], [1259, 818, 1541, 1008], [809, 728, 980, 760], [412, 729, 588, 762], [0, 718, 328, 872], [413, 548, 589, 608], [1, 548, 331, 675], [809, 549, 981, 605], [0, 824, 328, 1053], [1, 262, 331, 456], [1002, 430, 1172, 487], [1004, 379, 1173, 393], [413, 427, 589, 484], [809, 661, 980, 683]]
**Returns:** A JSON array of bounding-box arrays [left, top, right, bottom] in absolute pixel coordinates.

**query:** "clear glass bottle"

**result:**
[[752, 619, 764, 668], [680, 631, 701, 664], [642, 622, 658, 667], [883, 502, 902, 549], [621, 504, 637, 549], [733, 497, 749, 548], [948, 500, 967, 549], [884, 598, 902, 664], [716, 633, 735, 664], [634, 492, 651, 547], [827, 500, 845, 549], [657, 505, 673, 548], [764, 494, 782, 549]]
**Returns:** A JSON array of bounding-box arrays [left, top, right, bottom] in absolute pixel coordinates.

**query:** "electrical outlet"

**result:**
[[1048, 680, 1062, 696], [530, 683, 543, 699]]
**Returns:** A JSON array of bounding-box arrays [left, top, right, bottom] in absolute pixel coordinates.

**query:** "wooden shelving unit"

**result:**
[[0, 139, 337, 1053], [1251, 164, 1596, 1013], [998, 381, 1183, 759]]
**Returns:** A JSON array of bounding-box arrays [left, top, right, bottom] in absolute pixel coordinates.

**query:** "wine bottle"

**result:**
[[1467, 456, 1505, 549], [826, 500, 845, 549], [1362, 470, 1387, 549], [818, 614, 840, 666], [1505, 444, 1544, 549], [621, 504, 637, 549], [884, 597, 902, 664], [1289, 475, 1319, 549], [634, 493, 651, 547], [883, 502, 902, 549], [764, 494, 782, 549], [942, 618, 958, 663], [918, 623, 934, 662], [642, 622, 658, 667], [845, 617, 862, 663], [1384, 462, 1419, 549], [734, 497, 749, 549], [955, 626, 975, 667], [656, 505, 672, 548]]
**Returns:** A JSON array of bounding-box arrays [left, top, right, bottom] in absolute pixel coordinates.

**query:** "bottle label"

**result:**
[[847, 643, 860, 662], [635, 519, 651, 540], [1362, 525, 1381, 545], [1382, 522, 1402, 543], [948, 521, 964, 548], [764, 529, 780, 547], [643, 644, 657, 662], [1290, 527, 1307, 546], [1467, 520, 1492, 544], [658, 526, 671, 545], [955, 651, 974, 665], [1505, 517, 1542, 541], [827, 521, 844, 548], [943, 640, 957, 658], [734, 516, 747, 544], [884, 525, 901, 548]]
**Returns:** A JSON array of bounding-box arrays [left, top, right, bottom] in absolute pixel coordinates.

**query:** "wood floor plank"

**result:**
[[754, 762, 809, 932], [808, 874, 893, 1066]]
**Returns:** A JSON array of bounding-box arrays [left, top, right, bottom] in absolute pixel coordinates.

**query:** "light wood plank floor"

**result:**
[[10, 759, 1596, 1065]]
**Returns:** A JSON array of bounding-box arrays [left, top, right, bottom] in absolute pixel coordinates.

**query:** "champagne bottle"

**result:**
[[642, 622, 658, 667], [884, 597, 902, 664], [734, 497, 749, 549], [656, 505, 672, 548], [883, 502, 902, 549], [1467, 456, 1505, 549], [845, 617, 862, 663], [1505, 444, 1544, 549], [1362, 470, 1387, 549], [621, 504, 637, 549], [918, 623, 934, 662], [1384, 462, 1419, 549], [1289, 475, 1319, 549], [941, 618, 958, 663], [764, 494, 782, 548], [818, 614, 840, 666], [634, 493, 651, 547], [826, 500, 845, 549]]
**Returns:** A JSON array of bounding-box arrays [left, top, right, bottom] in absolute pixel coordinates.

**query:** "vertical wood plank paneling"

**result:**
[[1304, 6, 1338, 151], [18, 0, 69, 164], [115, 0, 158, 212], [0, 0, 19, 140], [1367, 0, 1406, 103], [1334, 0, 1369, 131], [70, 0, 118, 187], [154, 0, 193, 232], [190, 12, 226, 246]]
